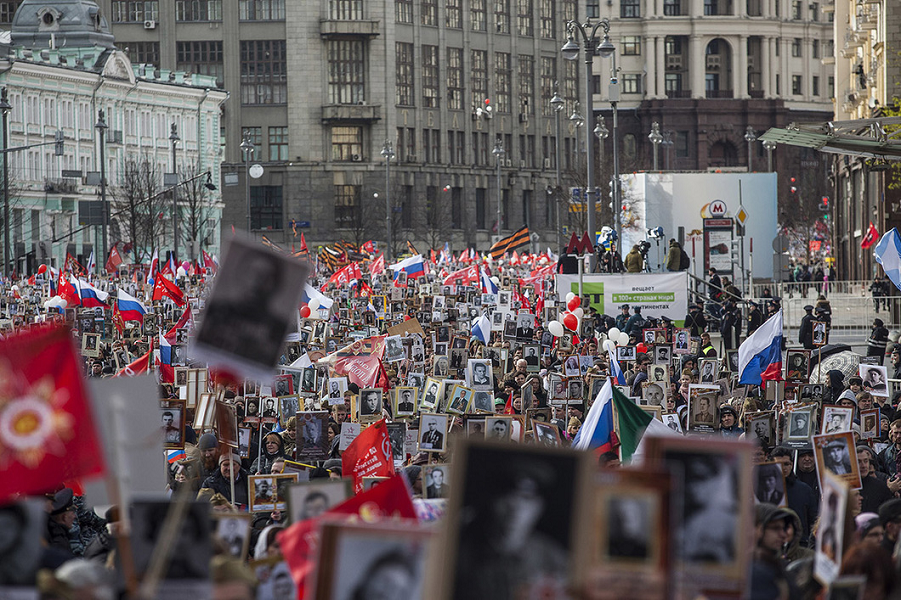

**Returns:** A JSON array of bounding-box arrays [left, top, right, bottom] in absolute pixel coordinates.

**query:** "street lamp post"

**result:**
[[648, 122, 663, 171], [594, 117, 608, 221], [95, 110, 108, 272], [563, 18, 618, 269], [380, 141, 395, 260], [492, 140, 505, 236], [169, 123, 180, 262], [763, 139, 777, 172], [744, 126, 757, 172], [550, 84, 564, 253], [0, 88, 9, 278], [240, 133, 255, 234], [569, 105, 583, 234], [662, 130, 673, 170]]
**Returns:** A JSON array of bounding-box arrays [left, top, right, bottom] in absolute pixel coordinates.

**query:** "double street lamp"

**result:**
[[95, 110, 108, 274], [240, 133, 255, 234], [492, 140, 505, 236], [763, 139, 777, 172], [744, 126, 757, 172], [562, 18, 619, 268], [550, 84, 565, 252], [169, 123, 180, 261], [380, 141, 395, 260], [648, 122, 663, 171]]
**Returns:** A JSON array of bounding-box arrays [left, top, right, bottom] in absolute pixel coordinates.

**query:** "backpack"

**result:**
[[679, 249, 690, 270]]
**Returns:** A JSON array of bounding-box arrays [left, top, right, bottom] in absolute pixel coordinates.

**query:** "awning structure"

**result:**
[[760, 116, 901, 161]]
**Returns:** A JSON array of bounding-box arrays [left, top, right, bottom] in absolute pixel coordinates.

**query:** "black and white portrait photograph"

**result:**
[[616, 346, 637, 363], [567, 378, 584, 401], [160, 402, 184, 448], [654, 344, 671, 365], [444, 441, 588, 600], [447, 385, 474, 415], [822, 406, 854, 435], [250, 475, 277, 512], [753, 462, 787, 506], [419, 413, 449, 452], [407, 372, 425, 391], [395, 386, 418, 416], [193, 237, 309, 378], [238, 426, 251, 458], [449, 347, 468, 372], [286, 479, 352, 524], [436, 325, 451, 343], [699, 359, 718, 384], [432, 355, 449, 378], [515, 313, 535, 340], [648, 364, 668, 383], [327, 377, 348, 404], [261, 397, 279, 423], [274, 374, 294, 396], [747, 412, 775, 449], [296, 411, 331, 461], [813, 432, 861, 489], [642, 381, 667, 406], [386, 421, 407, 463], [385, 335, 406, 363], [301, 367, 318, 394], [130, 500, 211, 582], [522, 345, 540, 371], [411, 341, 425, 363], [467, 359, 494, 391], [861, 408, 880, 440], [424, 465, 450, 499], [563, 355, 581, 378], [812, 321, 827, 346], [243, 396, 260, 424], [688, 386, 719, 430], [279, 395, 300, 426], [472, 391, 494, 413], [485, 416, 513, 442], [799, 384, 824, 403], [314, 521, 431, 600], [605, 494, 655, 561], [215, 514, 251, 559], [663, 413, 683, 433], [420, 378, 443, 412], [860, 363, 889, 397], [785, 350, 810, 382], [533, 421, 561, 447], [786, 409, 813, 441], [359, 388, 384, 421]]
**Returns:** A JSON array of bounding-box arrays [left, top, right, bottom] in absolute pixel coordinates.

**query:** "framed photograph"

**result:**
[[687, 385, 719, 431], [484, 416, 513, 442], [249, 474, 298, 513], [673, 328, 691, 354], [419, 413, 449, 452], [285, 479, 352, 524], [813, 431, 862, 490], [193, 237, 309, 379], [423, 464, 450, 499], [515, 312, 535, 340], [533, 421, 561, 447], [616, 346, 637, 363], [278, 395, 300, 427], [386, 421, 406, 463], [724, 349, 739, 373], [799, 383, 825, 404], [432, 355, 449, 378], [312, 520, 432, 600], [526, 407, 552, 429], [810, 321, 827, 346], [434, 439, 591, 600], [296, 411, 330, 462], [242, 396, 260, 425], [394, 386, 418, 416], [654, 344, 672, 366], [698, 359, 718, 384], [260, 397, 279, 424], [130, 500, 211, 583], [821, 405, 854, 434], [859, 364, 889, 397], [589, 376, 606, 404], [420, 378, 444, 412], [642, 381, 667, 406], [754, 462, 787, 507], [471, 391, 494, 414], [160, 399, 186, 449], [662, 412, 683, 433], [237, 426, 252, 458], [522, 344, 540, 371], [81, 332, 101, 358], [300, 367, 318, 394], [563, 355, 581, 378], [549, 374, 567, 404], [746, 411, 775, 449], [359, 388, 383, 422], [385, 335, 405, 363], [567, 378, 584, 401], [467, 359, 494, 391], [273, 374, 294, 397], [860, 408, 880, 439], [785, 407, 815, 442], [814, 474, 850, 585], [214, 513, 252, 559], [785, 350, 810, 383], [648, 364, 669, 383], [447, 384, 474, 415]]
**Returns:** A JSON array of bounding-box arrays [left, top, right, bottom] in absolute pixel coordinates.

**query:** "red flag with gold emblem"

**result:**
[[0, 326, 106, 502], [341, 419, 396, 494]]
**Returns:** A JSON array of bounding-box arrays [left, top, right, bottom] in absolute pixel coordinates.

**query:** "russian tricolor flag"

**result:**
[[480, 267, 498, 294], [738, 309, 783, 385], [608, 349, 627, 385], [572, 377, 615, 453], [117, 288, 147, 323], [301, 284, 334, 310], [390, 254, 425, 279], [471, 314, 492, 344], [157, 332, 175, 383], [78, 279, 109, 308]]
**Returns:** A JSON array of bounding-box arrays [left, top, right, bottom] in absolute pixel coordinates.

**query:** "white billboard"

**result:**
[[620, 172, 778, 279]]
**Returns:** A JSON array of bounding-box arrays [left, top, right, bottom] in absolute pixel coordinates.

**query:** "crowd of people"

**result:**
[[2, 242, 901, 600]]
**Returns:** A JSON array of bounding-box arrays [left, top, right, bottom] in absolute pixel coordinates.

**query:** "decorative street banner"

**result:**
[[555, 272, 688, 326]]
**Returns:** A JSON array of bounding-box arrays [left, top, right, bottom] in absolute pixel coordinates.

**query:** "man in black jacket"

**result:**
[[798, 305, 815, 349], [771, 447, 818, 546], [200, 453, 249, 507], [746, 301, 763, 337], [684, 304, 706, 337], [867, 318, 889, 365]]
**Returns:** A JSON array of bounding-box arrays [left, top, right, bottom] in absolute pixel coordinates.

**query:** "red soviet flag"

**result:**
[[0, 326, 106, 502], [341, 419, 395, 494]]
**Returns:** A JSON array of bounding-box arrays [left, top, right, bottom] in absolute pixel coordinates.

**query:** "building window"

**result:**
[[176, 0, 221, 21], [586, 0, 598, 17], [517, 0, 532, 36], [250, 186, 283, 230], [621, 0, 639, 18], [395, 0, 412, 23], [791, 0, 801, 19], [665, 36, 682, 55], [329, 0, 363, 20], [539, 0, 554, 38], [495, 0, 510, 33], [475, 188, 486, 229], [241, 41, 287, 105], [422, 45, 440, 108], [448, 130, 465, 164], [540, 57, 555, 116], [812, 75, 819, 96], [675, 131, 689, 157], [663, 0, 680, 15], [242, 127, 262, 152], [810, 2, 818, 20], [791, 38, 801, 57], [495, 52, 511, 112], [0, 1, 21, 24], [331, 126, 363, 161], [775, 73, 780, 94], [447, 48, 464, 111], [562, 0, 575, 20], [703, 0, 717, 14], [327, 40, 365, 105], [117, 42, 159, 67], [665, 73, 682, 92], [422, 0, 437, 25], [239, 0, 284, 20], [471, 0, 486, 30], [111, 0, 159, 22], [397, 127, 416, 161], [792, 75, 802, 95], [396, 43, 414, 106], [622, 36, 641, 55], [334, 185, 360, 225], [828, 75, 834, 98], [176, 41, 224, 86], [423, 129, 441, 162], [519, 55, 534, 116], [446, 0, 462, 28], [622, 74, 642, 94], [563, 60, 577, 106], [268, 126, 288, 161], [472, 50, 488, 109], [812, 39, 819, 58]]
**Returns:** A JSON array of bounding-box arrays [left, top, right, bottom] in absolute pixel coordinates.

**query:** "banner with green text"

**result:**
[[554, 272, 688, 327]]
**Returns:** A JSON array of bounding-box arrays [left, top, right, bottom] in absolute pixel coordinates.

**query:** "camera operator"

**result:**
[[624, 244, 644, 273]]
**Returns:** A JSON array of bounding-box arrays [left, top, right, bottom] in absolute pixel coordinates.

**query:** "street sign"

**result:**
[[78, 200, 104, 226], [772, 234, 789, 253], [224, 172, 239, 186], [571, 188, 583, 203], [735, 206, 749, 226], [708, 199, 727, 217]]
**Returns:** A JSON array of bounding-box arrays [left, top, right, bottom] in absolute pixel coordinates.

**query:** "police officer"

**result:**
[[615, 304, 630, 331], [684, 303, 707, 337], [747, 300, 763, 337], [798, 305, 815, 350], [867, 318, 889, 365]]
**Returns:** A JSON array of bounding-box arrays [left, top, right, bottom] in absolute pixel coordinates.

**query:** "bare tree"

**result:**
[[179, 162, 218, 260], [413, 187, 454, 252], [110, 155, 165, 261], [339, 187, 378, 248]]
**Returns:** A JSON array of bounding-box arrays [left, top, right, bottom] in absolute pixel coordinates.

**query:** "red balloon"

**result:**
[[299, 306, 311, 318], [567, 296, 581, 311], [37, 264, 47, 274], [404, 315, 412, 321], [562, 312, 578, 331]]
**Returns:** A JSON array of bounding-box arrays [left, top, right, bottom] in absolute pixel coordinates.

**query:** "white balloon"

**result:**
[[491, 276, 500, 285], [548, 321, 565, 337], [618, 332, 630, 346], [573, 307, 584, 319], [603, 339, 616, 353], [608, 327, 621, 339], [309, 298, 321, 311], [176, 266, 187, 277], [565, 292, 576, 303]]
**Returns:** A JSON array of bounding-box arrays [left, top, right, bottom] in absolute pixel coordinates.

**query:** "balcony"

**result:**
[[320, 19, 380, 37], [666, 89, 692, 98], [706, 89, 734, 98], [321, 104, 381, 123], [749, 90, 764, 98]]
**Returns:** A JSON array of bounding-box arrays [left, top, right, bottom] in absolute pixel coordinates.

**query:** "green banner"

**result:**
[[611, 293, 676, 303]]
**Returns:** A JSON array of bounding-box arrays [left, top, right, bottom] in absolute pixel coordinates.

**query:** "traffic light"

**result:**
[[820, 196, 829, 211], [54, 130, 64, 156]]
